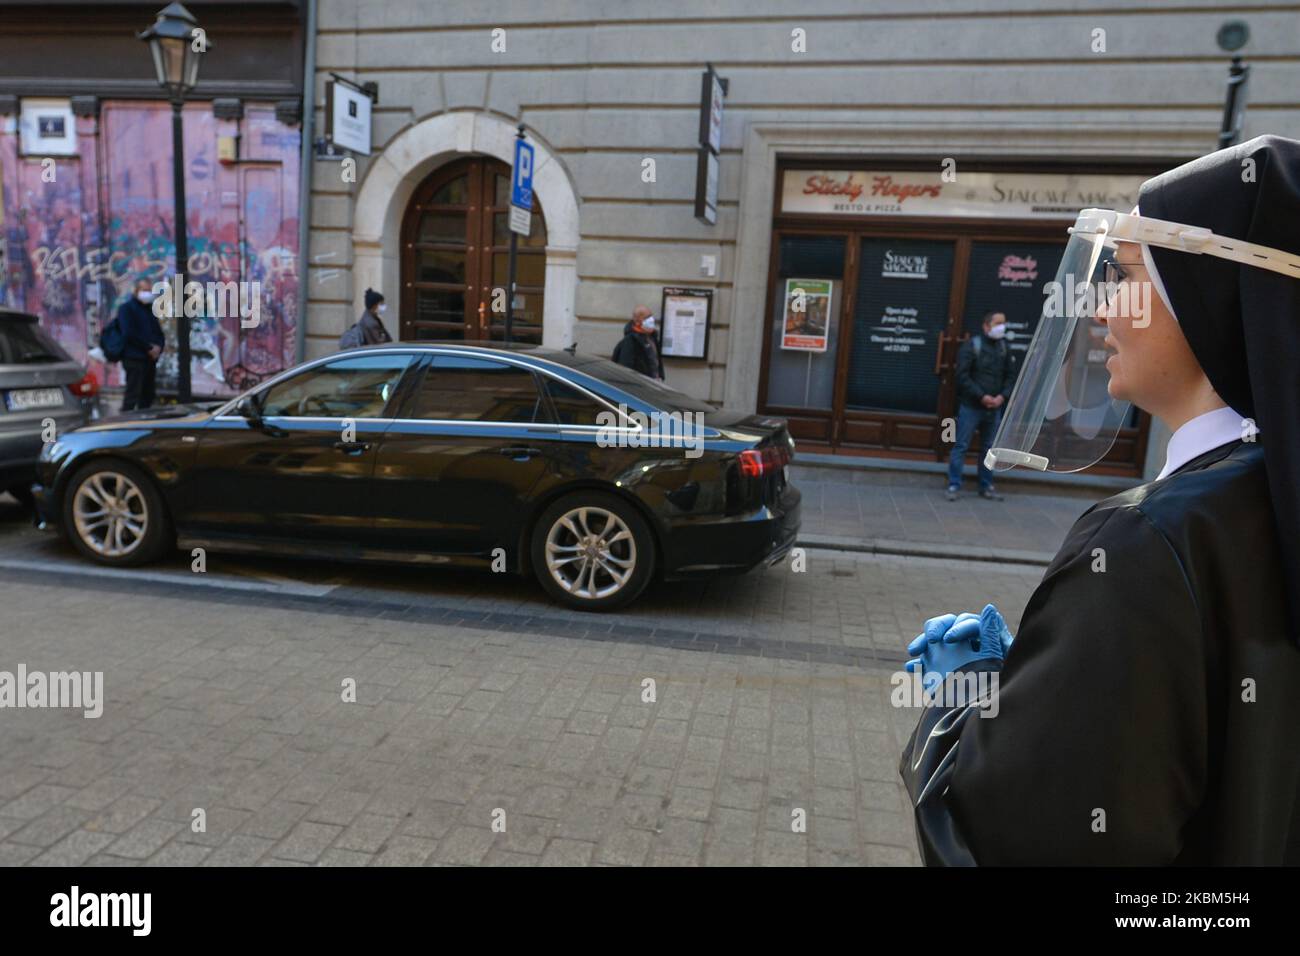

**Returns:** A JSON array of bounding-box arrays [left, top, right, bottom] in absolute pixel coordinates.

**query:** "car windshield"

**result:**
[[561, 354, 716, 413], [0, 318, 70, 364]]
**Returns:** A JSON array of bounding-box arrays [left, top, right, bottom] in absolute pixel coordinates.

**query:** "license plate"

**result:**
[[5, 387, 65, 411]]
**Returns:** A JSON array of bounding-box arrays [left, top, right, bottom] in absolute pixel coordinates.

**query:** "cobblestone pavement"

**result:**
[[0, 538, 1042, 866]]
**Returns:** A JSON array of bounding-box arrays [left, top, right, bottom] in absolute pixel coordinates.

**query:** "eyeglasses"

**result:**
[[1102, 257, 1144, 287]]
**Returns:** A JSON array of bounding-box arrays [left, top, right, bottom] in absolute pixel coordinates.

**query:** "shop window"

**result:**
[[846, 238, 954, 414], [765, 235, 844, 410]]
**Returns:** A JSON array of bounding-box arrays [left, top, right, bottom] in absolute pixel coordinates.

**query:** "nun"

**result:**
[[900, 135, 1300, 865]]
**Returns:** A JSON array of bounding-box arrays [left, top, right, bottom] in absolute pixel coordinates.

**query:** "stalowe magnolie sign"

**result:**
[[781, 169, 1147, 220]]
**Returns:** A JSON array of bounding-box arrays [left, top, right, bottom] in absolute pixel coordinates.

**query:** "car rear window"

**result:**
[[0, 318, 70, 364], [541, 376, 608, 426], [566, 355, 715, 414]]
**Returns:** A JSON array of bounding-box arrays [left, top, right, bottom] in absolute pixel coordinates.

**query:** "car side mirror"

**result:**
[[235, 396, 262, 427]]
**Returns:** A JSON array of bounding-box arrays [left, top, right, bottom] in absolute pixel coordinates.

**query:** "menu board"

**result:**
[[961, 241, 1067, 367], [846, 239, 955, 414], [658, 287, 712, 360]]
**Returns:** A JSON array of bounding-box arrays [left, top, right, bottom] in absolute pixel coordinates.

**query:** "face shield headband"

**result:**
[[984, 208, 1300, 474]]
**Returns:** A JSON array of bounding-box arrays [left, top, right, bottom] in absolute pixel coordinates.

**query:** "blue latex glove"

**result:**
[[904, 604, 1015, 692]]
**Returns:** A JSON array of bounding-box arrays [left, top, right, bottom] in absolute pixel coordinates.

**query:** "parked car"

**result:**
[[33, 343, 800, 610], [0, 307, 100, 506]]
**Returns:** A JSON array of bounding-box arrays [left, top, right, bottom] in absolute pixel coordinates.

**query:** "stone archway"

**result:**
[[352, 111, 579, 348]]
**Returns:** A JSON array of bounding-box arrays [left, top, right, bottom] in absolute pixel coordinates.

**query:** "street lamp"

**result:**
[[1215, 21, 1251, 150], [138, 2, 206, 402]]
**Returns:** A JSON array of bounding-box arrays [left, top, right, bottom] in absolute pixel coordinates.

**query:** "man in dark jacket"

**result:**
[[117, 278, 166, 411], [359, 288, 392, 345], [612, 307, 663, 380], [946, 311, 1016, 500]]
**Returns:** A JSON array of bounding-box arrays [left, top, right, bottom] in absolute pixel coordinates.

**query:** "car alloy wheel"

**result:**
[[544, 505, 637, 601], [72, 470, 149, 558]]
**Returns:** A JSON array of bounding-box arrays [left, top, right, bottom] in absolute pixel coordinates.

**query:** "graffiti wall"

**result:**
[[0, 100, 300, 397]]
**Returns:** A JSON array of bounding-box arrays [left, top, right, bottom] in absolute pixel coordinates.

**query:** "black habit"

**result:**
[[900, 136, 1300, 865]]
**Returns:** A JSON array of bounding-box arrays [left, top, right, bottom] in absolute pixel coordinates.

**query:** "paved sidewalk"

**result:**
[[793, 464, 1114, 564], [0, 570, 1035, 867]]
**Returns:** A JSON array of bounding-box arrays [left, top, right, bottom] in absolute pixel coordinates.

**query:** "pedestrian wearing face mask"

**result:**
[[116, 278, 166, 411], [360, 289, 392, 344], [340, 288, 393, 349], [946, 311, 1015, 501], [612, 306, 664, 380]]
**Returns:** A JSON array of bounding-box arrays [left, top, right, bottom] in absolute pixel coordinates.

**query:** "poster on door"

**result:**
[[846, 239, 954, 414], [780, 278, 833, 352], [962, 241, 1067, 365]]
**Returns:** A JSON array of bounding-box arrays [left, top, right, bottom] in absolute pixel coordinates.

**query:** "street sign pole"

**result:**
[[505, 217, 518, 343], [506, 124, 533, 343]]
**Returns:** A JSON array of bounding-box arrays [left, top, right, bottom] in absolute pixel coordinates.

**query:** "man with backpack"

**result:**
[[106, 279, 166, 412], [339, 288, 392, 349], [946, 310, 1016, 501]]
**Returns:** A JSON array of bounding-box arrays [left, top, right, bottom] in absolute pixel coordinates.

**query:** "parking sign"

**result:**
[[512, 139, 534, 210], [509, 138, 534, 236]]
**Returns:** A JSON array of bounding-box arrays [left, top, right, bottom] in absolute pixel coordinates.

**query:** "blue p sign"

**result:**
[[512, 139, 534, 211]]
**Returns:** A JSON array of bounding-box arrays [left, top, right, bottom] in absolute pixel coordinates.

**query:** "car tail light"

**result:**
[[70, 370, 99, 397], [738, 443, 791, 479]]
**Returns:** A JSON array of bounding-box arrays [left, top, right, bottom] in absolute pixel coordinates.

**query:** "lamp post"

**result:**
[[138, 2, 205, 403], [1216, 21, 1250, 150]]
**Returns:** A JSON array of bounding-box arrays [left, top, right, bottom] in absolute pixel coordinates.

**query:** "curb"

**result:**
[[791, 451, 1136, 494], [797, 533, 1055, 567]]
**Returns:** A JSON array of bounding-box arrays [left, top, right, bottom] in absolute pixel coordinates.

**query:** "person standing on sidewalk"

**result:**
[[117, 279, 166, 412], [946, 311, 1015, 501], [612, 306, 664, 380]]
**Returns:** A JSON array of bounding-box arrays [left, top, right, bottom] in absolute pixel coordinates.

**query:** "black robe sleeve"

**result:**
[[900, 505, 1209, 865]]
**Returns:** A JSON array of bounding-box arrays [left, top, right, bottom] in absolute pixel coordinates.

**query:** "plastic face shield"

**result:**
[[985, 208, 1300, 473]]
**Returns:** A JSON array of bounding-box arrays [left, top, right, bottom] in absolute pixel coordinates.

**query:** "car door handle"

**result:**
[[333, 441, 372, 455], [498, 445, 542, 461]]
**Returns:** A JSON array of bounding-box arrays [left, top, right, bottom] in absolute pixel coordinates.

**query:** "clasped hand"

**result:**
[[904, 604, 1015, 692]]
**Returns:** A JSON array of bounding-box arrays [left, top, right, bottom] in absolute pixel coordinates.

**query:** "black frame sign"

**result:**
[[694, 149, 719, 225], [658, 287, 713, 360], [694, 64, 726, 226]]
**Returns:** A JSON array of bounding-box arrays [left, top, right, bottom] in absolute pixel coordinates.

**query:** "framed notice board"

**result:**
[[658, 287, 713, 360]]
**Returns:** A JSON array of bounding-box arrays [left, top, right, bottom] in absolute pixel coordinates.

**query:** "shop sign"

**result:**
[[781, 169, 1146, 219]]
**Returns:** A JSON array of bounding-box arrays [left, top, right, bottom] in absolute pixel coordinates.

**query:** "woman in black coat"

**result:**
[[900, 136, 1300, 865]]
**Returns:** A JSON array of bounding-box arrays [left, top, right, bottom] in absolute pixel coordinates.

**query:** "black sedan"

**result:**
[[33, 343, 800, 610]]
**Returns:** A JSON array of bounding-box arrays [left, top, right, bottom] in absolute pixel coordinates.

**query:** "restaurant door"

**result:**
[[759, 226, 1149, 475]]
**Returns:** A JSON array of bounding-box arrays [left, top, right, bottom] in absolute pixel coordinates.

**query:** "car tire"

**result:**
[[4, 484, 34, 508], [530, 491, 655, 612], [62, 459, 172, 567]]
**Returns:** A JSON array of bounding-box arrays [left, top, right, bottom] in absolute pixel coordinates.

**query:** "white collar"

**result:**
[[1157, 406, 1249, 480]]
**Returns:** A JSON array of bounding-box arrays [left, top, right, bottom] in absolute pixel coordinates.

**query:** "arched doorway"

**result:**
[[399, 156, 548, 343]]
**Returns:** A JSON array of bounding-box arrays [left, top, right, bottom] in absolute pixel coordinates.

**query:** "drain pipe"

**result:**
[[294, 0, 317, 367]]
